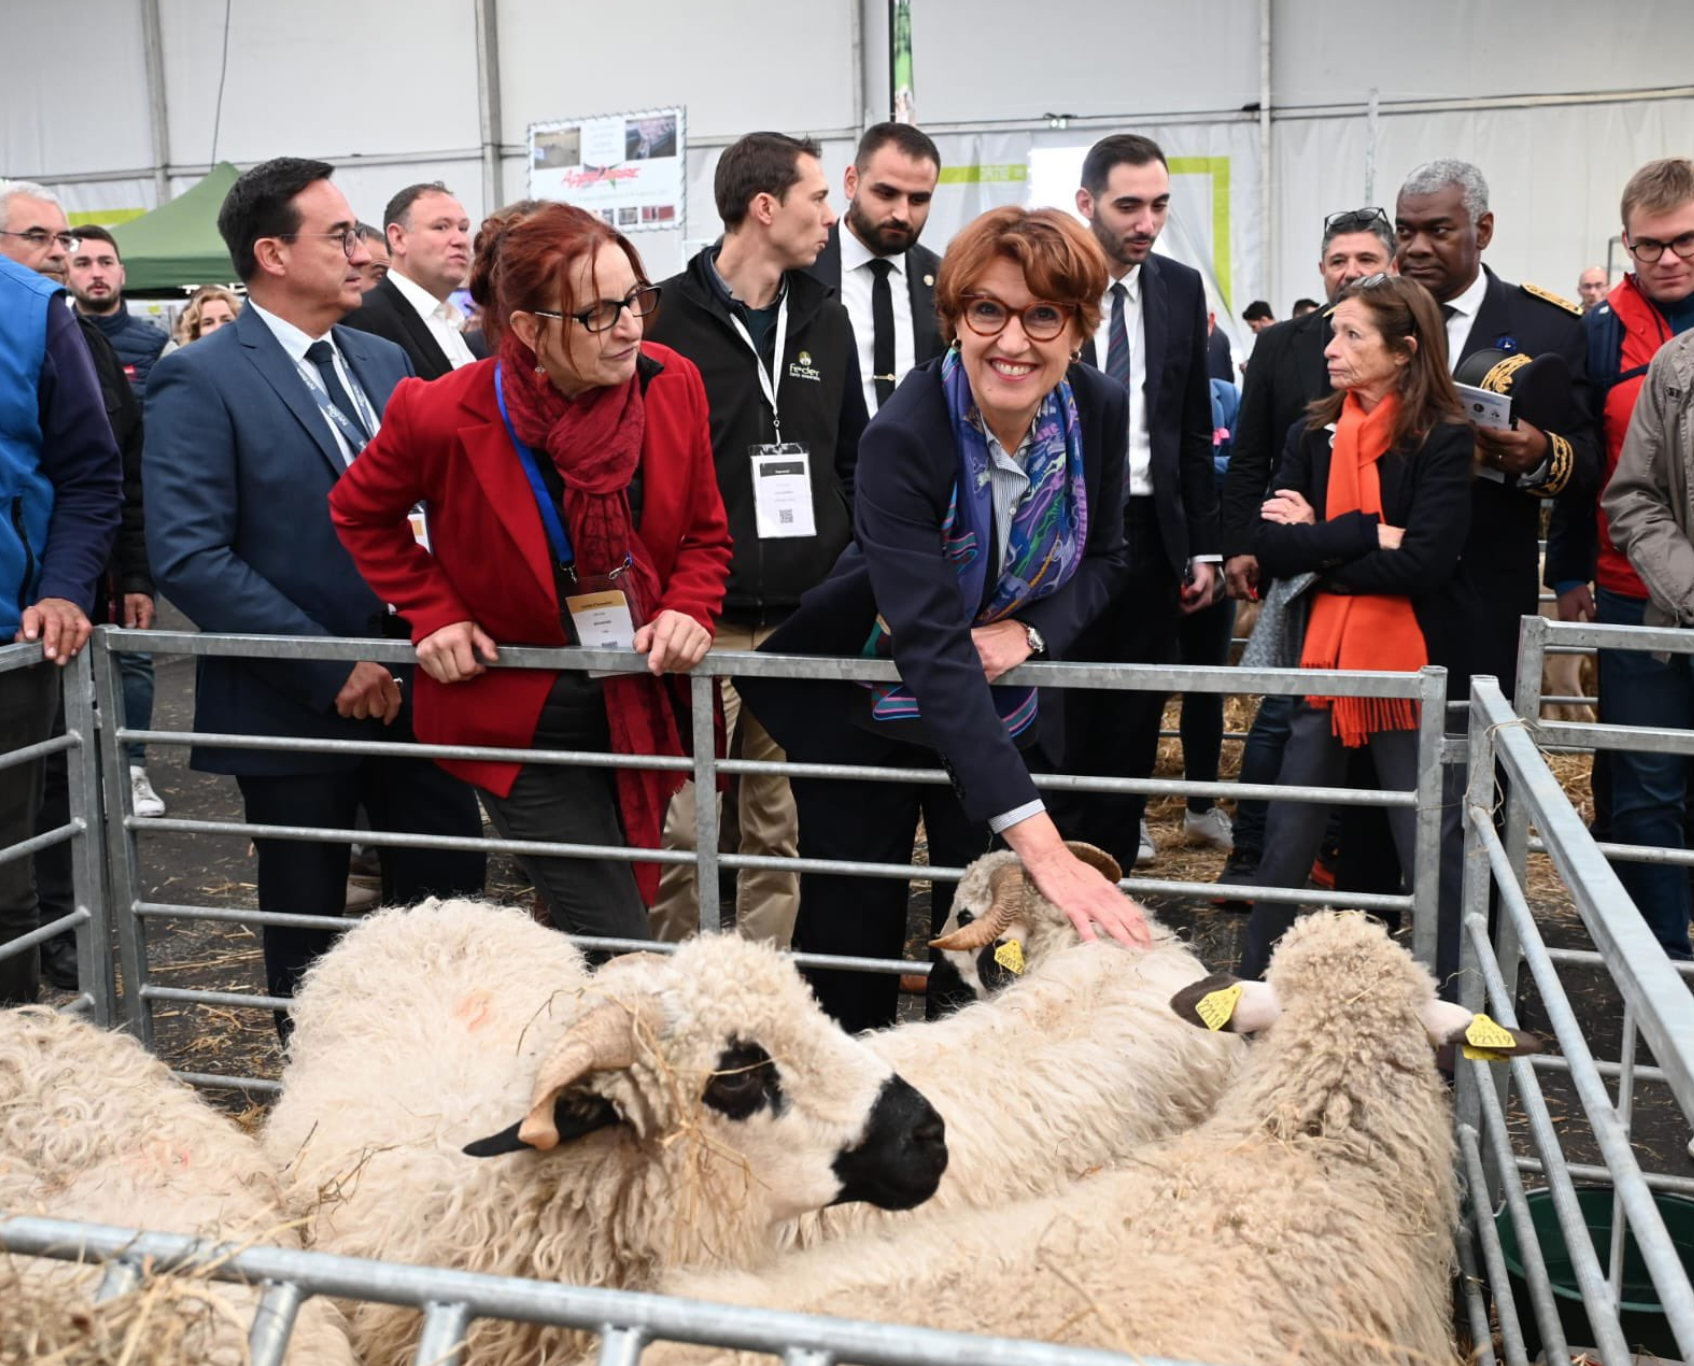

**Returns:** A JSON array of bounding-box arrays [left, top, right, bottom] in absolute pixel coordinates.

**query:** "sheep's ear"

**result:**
[[1420, 1000, 1545, 1056], [463, 1094, 622, 1158], [1169, 974, 1281, 1034]]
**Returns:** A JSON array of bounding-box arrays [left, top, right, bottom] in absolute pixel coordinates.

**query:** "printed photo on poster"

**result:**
[[527, 106, 686, 233]]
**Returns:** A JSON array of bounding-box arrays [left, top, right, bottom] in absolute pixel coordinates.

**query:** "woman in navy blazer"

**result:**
[[737, 207, 1148, 1032]]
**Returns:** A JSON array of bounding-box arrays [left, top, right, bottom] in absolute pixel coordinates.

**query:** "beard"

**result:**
[[1089, 213, 1150, 268], [847, 199, 917, 257], [71, 285, 120, 313]]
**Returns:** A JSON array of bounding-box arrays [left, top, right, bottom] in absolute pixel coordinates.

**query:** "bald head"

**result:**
[[1578, 266, 1608, 310]]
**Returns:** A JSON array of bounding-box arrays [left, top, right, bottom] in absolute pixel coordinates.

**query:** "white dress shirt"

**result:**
[[839, 225, 917, 415], [1090, 265, 1152, 497], [1442, 268, 1490, 370], [389, 267, 477, 370], [246, 300, 380, 465]]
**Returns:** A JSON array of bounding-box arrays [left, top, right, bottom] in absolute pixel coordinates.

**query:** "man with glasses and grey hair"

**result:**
[[144, 157, 484, 1028]]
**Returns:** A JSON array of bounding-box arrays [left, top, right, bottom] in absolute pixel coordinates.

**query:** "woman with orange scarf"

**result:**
[[1240, 274, 1475, 986]]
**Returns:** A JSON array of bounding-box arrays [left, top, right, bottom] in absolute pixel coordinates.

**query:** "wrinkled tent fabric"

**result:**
[[111, 162, 240, 292]]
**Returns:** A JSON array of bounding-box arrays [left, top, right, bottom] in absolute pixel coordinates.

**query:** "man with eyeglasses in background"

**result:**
[[1216, 204, 1396, 895], [353, 222, 390, 293], [1550, 159, 1694, 960], [144, 158, 485, 1029]]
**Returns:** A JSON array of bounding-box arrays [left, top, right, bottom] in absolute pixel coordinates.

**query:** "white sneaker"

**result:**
[[1136, 818, 1156, 867], [344, 879, 381, 914], [130, 766, 166, 818], [1184, 805, 1234, 852]]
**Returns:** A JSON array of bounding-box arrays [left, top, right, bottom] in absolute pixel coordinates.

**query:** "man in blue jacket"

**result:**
[[0, 249, 122, 1004], [66, 226, 170, 400]]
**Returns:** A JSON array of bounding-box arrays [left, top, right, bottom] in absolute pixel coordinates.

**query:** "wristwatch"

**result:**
[[1022, 623, 1047, 656]]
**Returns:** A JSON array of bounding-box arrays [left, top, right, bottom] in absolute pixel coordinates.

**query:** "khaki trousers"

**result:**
[[652, 622, 800, 945]]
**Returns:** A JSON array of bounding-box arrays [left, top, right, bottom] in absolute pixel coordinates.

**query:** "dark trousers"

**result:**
[[1232, 692, 1296, 856], [1050, 497, 1180, 868], [0, 662, 61, 1005], [1239, 701, 1464, 993], [476, 673, 650, 945], [237, 737, 485, 1009], [1177, 595, 1234, 811], [790, 742, 996, 1034]]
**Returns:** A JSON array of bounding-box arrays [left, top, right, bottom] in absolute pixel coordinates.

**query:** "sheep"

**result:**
[[798, 842, 1245, 1243], [261, 898, 949, 1366], [0, 1006, 356, 1366], [652, 912, 1542, 1366]]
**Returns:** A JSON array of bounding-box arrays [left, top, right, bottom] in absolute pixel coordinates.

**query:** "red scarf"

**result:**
[[498, 333, 683, 903], [1300, 391, 1427, 747]]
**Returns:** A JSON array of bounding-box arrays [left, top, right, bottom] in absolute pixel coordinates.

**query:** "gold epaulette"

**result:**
[[1521, 282, 1582, 316], [1525, 432, 1576, 499]]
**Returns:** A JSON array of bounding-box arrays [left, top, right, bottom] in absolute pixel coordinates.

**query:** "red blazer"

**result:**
[[328, 344, 733, 797]]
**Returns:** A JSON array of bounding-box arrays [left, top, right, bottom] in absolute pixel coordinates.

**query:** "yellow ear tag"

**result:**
[[1462, 1013, 1517, 1061], [1195, 983, 1243, 1031], [993, 940, 1027, 976]]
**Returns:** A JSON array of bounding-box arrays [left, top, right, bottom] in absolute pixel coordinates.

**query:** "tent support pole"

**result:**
[[474, 0, 504, 218], [140, 0, 171, 205], [1259, 0, 1273, 311]]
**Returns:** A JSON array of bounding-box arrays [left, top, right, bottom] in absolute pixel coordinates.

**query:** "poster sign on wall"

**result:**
[[528, 107, 686, 232]]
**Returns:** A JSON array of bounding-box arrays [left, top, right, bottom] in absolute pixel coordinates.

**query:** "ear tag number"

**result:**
[[993, 940, 1027, 976], [1462, 1012, 1518, 1061], [1195, 984, 1242, 1031]]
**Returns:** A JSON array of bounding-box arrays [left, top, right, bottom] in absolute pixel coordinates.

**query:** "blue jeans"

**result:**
[[1232, 692, 1297, 855], [1596, 587, 1694, 959], [116, 651, 154, 766]]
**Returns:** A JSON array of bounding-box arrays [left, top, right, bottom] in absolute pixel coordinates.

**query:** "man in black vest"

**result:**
[[808, 122, 944, 416]]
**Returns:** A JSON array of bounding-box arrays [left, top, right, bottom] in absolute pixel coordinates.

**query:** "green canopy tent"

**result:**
[[110, 162, 240, 293]]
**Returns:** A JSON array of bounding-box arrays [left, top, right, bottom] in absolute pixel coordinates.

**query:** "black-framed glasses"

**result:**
[[532, 284, 662, 333], [1625, 231, 1694, 264], [280, 228, 363, 258], [959, 294, 1072, 342], [1324, 207, 1390, 236], [1, 228, 79, 251]]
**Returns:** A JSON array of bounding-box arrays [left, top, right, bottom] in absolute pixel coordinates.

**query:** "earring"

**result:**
[[1069, 347, 1083, 363], [535, 363, 547, 376]]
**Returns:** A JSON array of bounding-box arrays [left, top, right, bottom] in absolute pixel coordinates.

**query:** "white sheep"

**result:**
[[800, 843, 1245, 1243], [261, 899, 948, 1366], [655, 912, 1541, 1366], [0, 1006, 356, 1366]]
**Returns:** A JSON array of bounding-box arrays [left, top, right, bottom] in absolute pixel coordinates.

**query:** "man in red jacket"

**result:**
[[1546, 158, 1694, 958]]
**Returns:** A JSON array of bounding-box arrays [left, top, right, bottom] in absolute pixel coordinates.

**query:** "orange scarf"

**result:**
[[1299, 391, 1426, 747]]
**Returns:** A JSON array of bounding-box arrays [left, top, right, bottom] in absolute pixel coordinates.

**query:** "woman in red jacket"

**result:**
[[329, 203, 732, 942]]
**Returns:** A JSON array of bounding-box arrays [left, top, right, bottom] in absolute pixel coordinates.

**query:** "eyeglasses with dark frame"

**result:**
[[279, 228, 363, 258], [0, 228, 80, 252], [958, 293, 1073, 342], [531, 284, 662, 334], [1625, 231, 1694, 264], [1323, 207, 1390, 236]]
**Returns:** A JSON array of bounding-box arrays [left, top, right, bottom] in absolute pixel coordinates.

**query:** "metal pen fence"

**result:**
[[85, 626, 1450, 1089]]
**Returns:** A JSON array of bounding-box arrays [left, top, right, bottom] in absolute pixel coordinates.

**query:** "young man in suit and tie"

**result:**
[[144, 158, 485, 1024], [1050, 133, 1220, 871], [807, 122, 945, 415], [341, 181, 482, 379]]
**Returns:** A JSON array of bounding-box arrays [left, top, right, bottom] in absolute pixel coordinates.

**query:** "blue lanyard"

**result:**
[[494, 363, 573, 567]]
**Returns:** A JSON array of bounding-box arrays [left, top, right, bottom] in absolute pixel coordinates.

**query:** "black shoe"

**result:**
[[40, 933, 79, 990], [1211, 849, 1260, 912]]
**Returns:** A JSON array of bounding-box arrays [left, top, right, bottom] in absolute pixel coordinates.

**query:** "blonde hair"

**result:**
[[174, 286, 243, 344], [1621, 158, 1694, 233]]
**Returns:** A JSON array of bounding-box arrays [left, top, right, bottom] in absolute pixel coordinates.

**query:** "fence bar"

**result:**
[[690, 671, 720, 935], [0, 819, 81, 870], [93, 643, 151, 1045], [597, 1324, 649, 1366], [143, 985, 292, 1011], [61, 648, 113, 1026], [1514, 1156, 1694, 1197], [172, 1070, 282, 1093], [248, 1278, 307, 1366], [1458, 1123, 1532, 1366], [94, 1257, 143, 1302], [0, 906, 89, 963], [1454, 1211, 1499, 1366], [414, 1300, 473, 1366], [0, 729, 77, 776], [1410, 666, 1449, 969], [1609, 1006, 1639, 1309]]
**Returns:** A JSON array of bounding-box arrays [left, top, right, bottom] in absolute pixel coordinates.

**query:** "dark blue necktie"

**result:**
[[1106, 282, 1131, 389], [304, 340, 371, 452]]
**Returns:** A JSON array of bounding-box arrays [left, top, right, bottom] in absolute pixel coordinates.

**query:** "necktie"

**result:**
[[868, 258, 896, 409], [1106, 282, 1131, 389], [304, 340, 371, 454]]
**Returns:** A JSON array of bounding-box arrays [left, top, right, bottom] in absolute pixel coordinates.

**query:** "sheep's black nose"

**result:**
[[829, 1074, 949, 1211]]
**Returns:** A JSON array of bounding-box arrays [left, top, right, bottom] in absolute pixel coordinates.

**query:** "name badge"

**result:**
[[750, 442, 816, 539], [408, 504, 432, 551], [565, 588, 638, 678]]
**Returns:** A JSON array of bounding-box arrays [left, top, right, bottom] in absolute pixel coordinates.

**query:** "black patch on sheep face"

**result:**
[[975, 942, 1015, 993], [829, 1074, 948, 1210], [702, 1040, 785, 1121]]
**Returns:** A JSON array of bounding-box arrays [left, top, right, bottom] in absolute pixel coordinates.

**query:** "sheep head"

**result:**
[[462, 934, 949, 1227], [927, 843, 1125, 1003]]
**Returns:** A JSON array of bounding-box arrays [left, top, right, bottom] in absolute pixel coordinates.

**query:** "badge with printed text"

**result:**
[[750, 443, 817, 539]]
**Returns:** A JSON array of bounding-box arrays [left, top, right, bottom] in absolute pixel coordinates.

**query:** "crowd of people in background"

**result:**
[[3, 123, 1692, 1026]]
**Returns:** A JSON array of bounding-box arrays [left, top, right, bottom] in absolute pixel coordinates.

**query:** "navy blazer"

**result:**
[[143, 306, 415, 775], [1080, 253, 1220, 572], [735, 358, 1130, 823]]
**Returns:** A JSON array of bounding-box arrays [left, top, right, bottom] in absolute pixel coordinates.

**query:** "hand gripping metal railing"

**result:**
[[1455, 675, 1694, 1366], [0, 642, 113, 1023], [88, 627, 1449, 1089]]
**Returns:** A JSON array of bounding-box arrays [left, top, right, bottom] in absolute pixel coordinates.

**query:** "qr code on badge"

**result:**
[[779, 509, 793, 524]]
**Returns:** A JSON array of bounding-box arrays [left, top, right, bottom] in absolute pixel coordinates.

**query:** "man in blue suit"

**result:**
[[145, 158, 484, 1020]]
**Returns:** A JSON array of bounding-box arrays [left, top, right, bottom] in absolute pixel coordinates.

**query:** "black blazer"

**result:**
[[1221, 306, 1332, 558], [735, 358, 1130, 823], [1453, 267, 1598, 689], [1079, 254, 1219, 572], [1252, 418, 1478, 697], [807, 223, 945, 368], [340, 273, 487, 381]]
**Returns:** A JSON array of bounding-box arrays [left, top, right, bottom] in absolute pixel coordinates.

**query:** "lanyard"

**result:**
[[299, 354, 377, 463], [494, 363, 574, 567], [726, 291, 791, 441]]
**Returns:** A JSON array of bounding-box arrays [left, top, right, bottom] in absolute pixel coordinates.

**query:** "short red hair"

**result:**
[[935, 207, 1108, 346], [474, 200, 649, 349]]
